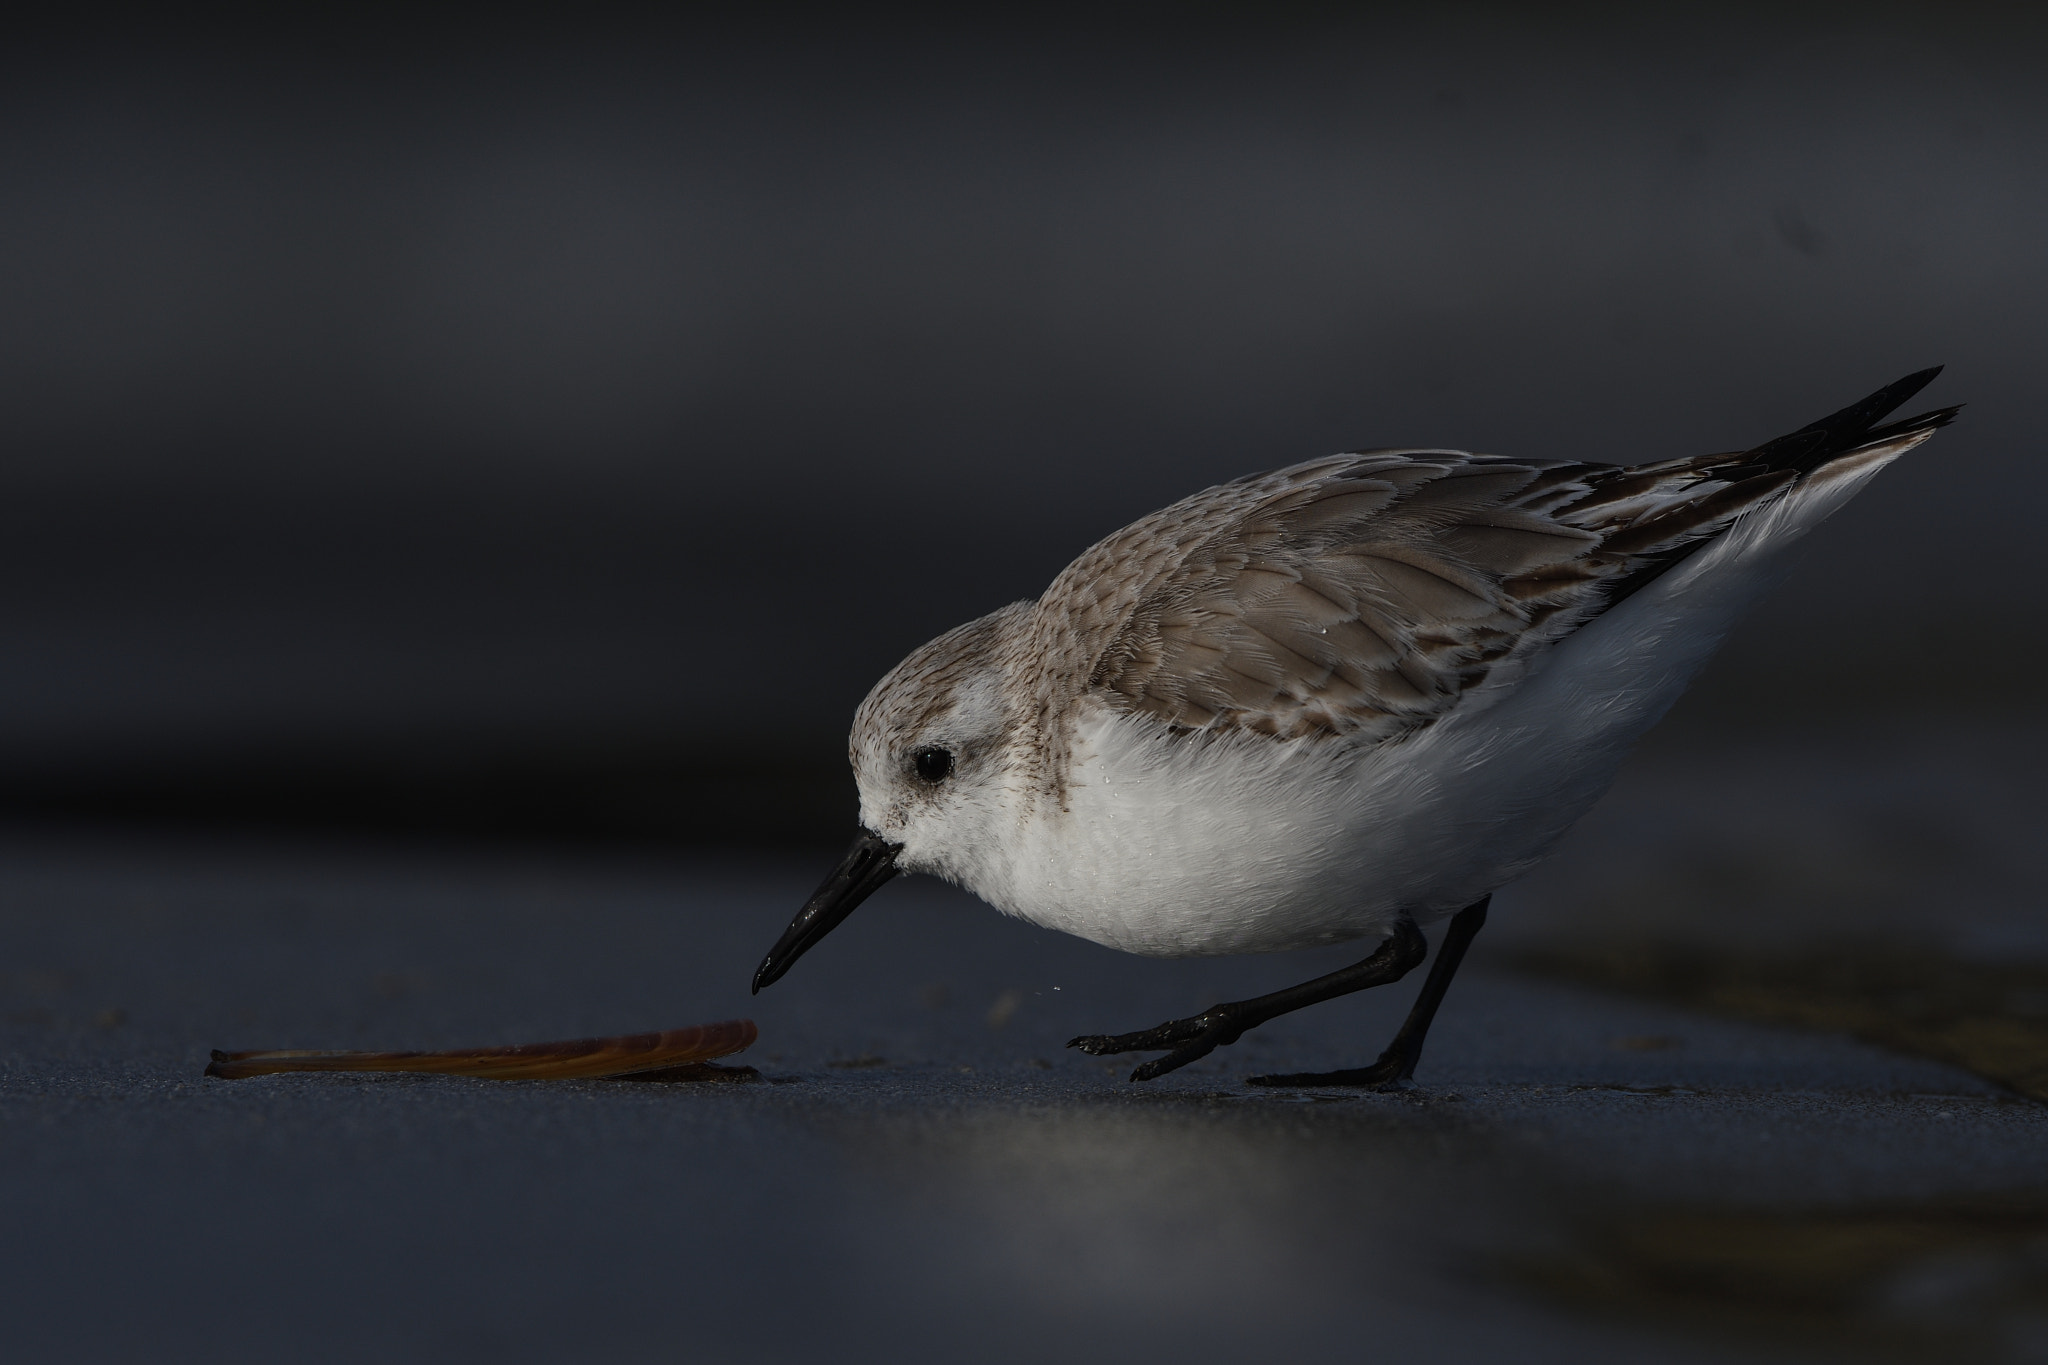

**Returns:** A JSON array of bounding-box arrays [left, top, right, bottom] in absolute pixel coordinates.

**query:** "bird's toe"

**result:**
[[1068, 1020, 1198, 1055]]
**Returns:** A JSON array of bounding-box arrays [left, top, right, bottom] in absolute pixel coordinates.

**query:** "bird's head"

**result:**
[[750, 602, 1031, 993]]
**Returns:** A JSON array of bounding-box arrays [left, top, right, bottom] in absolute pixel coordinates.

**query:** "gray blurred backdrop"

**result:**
[[0, 6, 2038, 846]]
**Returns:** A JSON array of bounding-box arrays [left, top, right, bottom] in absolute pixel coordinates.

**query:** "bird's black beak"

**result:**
[[751, 829, 903, 993]]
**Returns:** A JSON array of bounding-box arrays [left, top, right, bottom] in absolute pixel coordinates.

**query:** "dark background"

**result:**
[[5, 17, 2048, 1363], [0, 5, 2038, 847]]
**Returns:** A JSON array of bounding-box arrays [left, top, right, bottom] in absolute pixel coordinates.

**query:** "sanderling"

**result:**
[[753, 369, 1958, 1086]]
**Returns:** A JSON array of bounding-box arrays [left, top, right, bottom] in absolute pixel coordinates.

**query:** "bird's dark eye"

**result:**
[[913, 747, 954, 783]]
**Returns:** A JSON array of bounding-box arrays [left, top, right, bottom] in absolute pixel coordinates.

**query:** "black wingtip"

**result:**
[[1848, 366, 1945, 424], [1858, 403, 1963, 446], [1748, 365, 1952, 474], [1885, 363, 1943, 400]]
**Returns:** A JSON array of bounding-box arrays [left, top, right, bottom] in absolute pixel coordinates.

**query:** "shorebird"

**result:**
[[752, 370, 1958, 1086]]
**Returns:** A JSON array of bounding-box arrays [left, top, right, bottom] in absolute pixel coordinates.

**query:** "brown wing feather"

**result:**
[[1081, 456, 1584, 738], [1060, 450, 1812, 741], [1018, 373, 1956, 752]]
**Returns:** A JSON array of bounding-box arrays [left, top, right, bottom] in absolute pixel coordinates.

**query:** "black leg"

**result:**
[[1247, 896, 1490, 1089], [1068, 919, 1430, 1083]]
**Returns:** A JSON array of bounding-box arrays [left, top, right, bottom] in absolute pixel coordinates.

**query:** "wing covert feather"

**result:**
[[1062, 452, 1769, 741]]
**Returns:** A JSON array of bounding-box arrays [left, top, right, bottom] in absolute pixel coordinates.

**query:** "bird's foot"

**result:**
[[1067, 1006, 1247, 1083], [1245, 1051, 1412, 1091]]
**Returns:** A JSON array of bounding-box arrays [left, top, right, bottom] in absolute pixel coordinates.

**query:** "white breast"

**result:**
[[988, 706, 1386, 955]]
